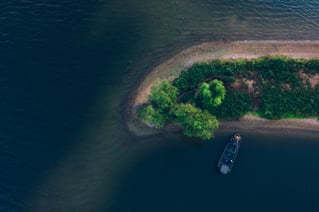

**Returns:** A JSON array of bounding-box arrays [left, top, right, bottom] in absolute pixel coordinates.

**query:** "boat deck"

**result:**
[[217, 134, 241, 174]]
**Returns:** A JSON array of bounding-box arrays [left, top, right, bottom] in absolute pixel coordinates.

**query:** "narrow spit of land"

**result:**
[[127, 41, 319, 136]]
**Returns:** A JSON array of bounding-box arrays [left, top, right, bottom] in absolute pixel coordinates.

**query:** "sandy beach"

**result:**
[[127, 41, 319, 136]]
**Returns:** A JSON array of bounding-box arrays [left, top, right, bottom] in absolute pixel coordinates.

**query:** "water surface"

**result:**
[[1, 0, 319, 211]]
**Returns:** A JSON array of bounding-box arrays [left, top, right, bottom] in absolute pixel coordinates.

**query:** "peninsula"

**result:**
[[127, 41, 319, 138]]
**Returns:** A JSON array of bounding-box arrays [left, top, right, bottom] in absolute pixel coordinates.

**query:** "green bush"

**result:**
[[140, 80, 219, 139], [150, 79, 178, 111], [213, 91, 253, 120], [196, 80, 226, 110], [139, 105, 169, 127], [173, 103, 219, 139]]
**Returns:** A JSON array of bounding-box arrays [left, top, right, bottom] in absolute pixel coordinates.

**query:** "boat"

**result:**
[[217, 133, 242, 174]]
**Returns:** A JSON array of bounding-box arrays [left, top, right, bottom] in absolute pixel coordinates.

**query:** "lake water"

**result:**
[[1, 0, 319, 211]]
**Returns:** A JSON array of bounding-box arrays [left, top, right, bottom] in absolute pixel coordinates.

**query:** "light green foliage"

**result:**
[[210, 79, 226, 104], [198, 83, 212, 109], [139, 80, 219, 139], [150, 79, 178, 111], [139, 105, 168, 127], [139, 80, 178, 128], [173, 103, 219, 140], [196, 79, 226, 110]]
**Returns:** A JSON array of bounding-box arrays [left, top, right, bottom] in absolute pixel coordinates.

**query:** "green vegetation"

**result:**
[[212, 91, 253, 120], [139, 80, 177, 128], [139, 79, 220, 139], [173, 103, 219, 139], [173, 56, 319, 120], [139, 105, 168, 128], [196, 80, 226, 109], [139, 56, 319, 139]]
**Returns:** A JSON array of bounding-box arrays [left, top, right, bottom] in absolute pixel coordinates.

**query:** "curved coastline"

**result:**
[[127, 41, 319, 137]]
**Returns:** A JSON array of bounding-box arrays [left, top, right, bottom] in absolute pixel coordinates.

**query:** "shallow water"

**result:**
[[1, 0, 319, 211]]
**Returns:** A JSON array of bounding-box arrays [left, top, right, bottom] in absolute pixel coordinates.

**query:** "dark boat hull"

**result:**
[[217, 133, 242, 174]]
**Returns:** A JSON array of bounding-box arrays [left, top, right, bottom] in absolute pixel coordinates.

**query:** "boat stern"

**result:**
[[219, 164, 231, 174]]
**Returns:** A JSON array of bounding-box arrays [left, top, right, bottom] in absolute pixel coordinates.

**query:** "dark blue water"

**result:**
[[1, 0, 319, 211]]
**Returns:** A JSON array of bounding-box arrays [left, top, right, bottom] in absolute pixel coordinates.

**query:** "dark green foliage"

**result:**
[[213, 92, 253, 120], [258, 87, 319, 119], [173, 55, 319, 120], [173, 63, 211, 92], [140, 56, 319, 139], [251, 56, 319, 119], [173, 60, 241, 92], [305, 59, 319, 74]]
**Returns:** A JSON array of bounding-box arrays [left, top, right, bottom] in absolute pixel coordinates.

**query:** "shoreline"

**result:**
[[127, 40, 319, 137], [219, 115, 319, 137]]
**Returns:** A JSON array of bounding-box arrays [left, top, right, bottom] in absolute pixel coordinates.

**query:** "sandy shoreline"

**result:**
[[127, 40, 319, 136]]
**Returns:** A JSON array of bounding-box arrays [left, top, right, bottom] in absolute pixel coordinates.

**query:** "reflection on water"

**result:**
[[1, 0, 319, 211]]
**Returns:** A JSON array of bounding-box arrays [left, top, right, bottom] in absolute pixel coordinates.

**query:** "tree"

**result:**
[[140, 80, 219, 139], [173, 103, 219, 139], [150, 79, 178, 112], [139, 105, 168, 128], [196, 79, 226, 110]]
